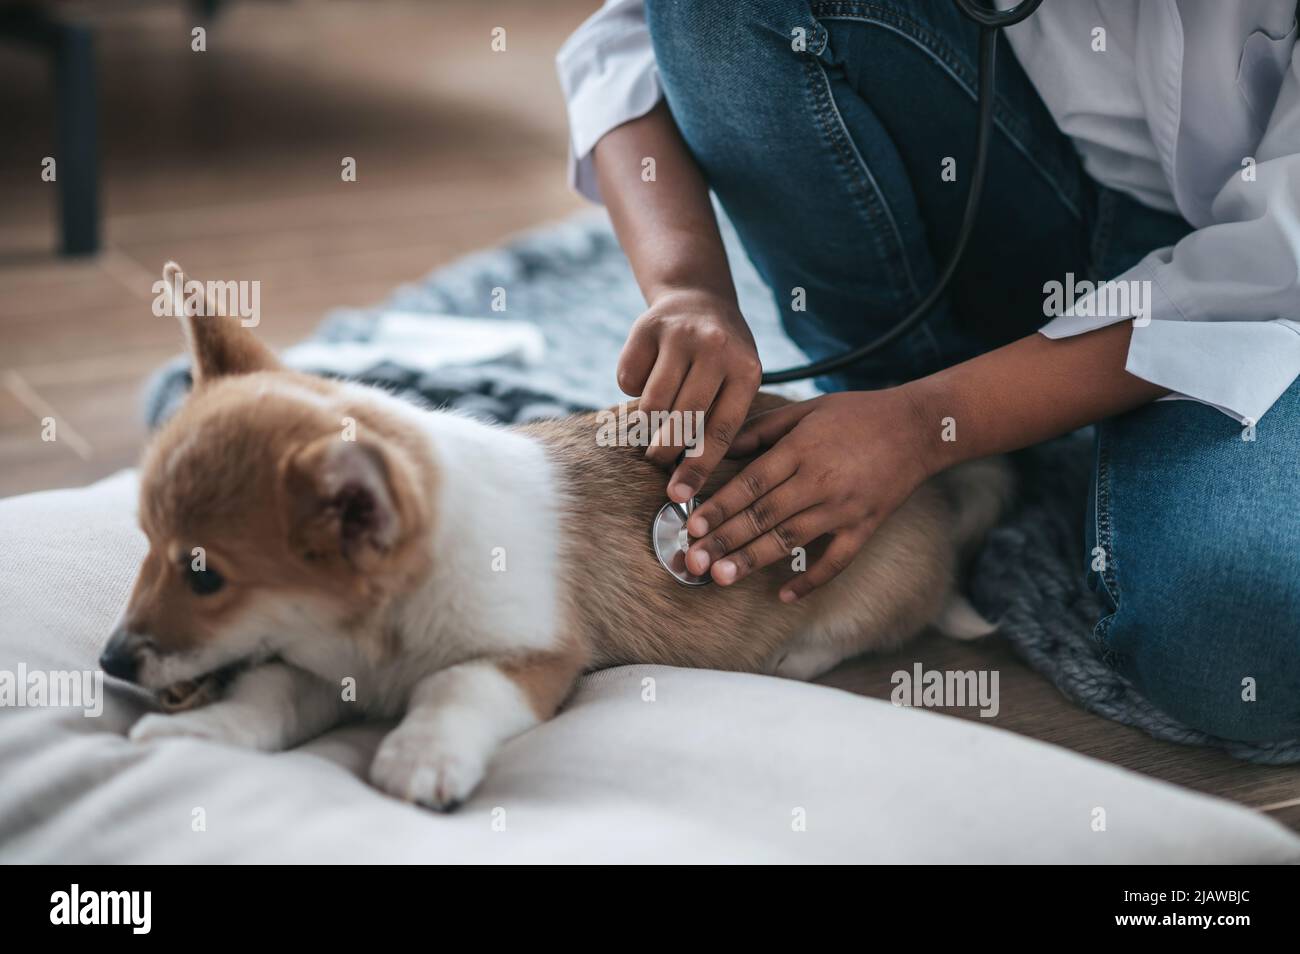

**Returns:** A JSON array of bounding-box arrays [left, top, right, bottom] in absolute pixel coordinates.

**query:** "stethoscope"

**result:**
[[654, 0, 1046, 585]]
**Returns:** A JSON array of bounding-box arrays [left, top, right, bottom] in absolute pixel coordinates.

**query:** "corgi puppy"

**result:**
[[103, 263, 1012, 810]]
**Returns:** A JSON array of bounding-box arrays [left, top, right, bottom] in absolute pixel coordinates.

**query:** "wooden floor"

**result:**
[[2, 0, 1297, 836], [0, 0, 588, 494]]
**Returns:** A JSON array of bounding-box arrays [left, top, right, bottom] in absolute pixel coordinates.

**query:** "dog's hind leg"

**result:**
[[767, 636, 849, 681]]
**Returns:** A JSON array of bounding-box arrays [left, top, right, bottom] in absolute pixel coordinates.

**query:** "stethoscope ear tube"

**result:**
[[759, 0, 1044, 386], [952, 0, 1044, 29]]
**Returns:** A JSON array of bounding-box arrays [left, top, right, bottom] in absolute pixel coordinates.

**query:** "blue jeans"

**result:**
[[645, 0, 1300, 743]]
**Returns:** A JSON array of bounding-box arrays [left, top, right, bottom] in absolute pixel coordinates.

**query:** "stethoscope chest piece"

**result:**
[[651, 497, 711, 586]]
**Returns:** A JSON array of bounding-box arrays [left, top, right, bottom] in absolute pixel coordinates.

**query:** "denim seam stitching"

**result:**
[[811, 1, 1086, 222], [1089, 188, 1117, 279], [807, 55, 946, 370], [811, 55, 923, 299], [1092, 430, 1123, 660], [804, 55, 923, 304]]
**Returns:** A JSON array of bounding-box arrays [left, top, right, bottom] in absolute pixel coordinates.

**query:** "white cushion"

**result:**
[[1, 472, 1297, 863]]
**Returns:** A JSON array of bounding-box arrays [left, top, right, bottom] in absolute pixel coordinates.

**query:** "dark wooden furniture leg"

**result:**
[[1, 4, 100, 256]]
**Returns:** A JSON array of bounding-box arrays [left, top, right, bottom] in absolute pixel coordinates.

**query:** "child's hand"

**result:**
[[683, 388, 934, 601], [616, 288, 762, 501]]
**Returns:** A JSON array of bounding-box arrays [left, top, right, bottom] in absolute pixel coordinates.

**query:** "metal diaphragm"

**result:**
[[651, 497, 711, 586]]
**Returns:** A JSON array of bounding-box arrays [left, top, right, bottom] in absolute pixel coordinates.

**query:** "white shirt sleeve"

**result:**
[[1038, 53, 1300, 426], [555, 0, 660, 204]]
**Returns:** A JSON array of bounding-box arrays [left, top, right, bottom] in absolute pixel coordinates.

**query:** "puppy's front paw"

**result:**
[[129, 710, 265, 750], [369, 729, 488, 811]]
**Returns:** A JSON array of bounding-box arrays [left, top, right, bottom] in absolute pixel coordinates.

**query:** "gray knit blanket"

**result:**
[[143, 209, 1300, 764]]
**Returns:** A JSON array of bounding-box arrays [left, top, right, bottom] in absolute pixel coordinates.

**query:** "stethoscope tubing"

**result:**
[[758, 0, 1045, 385]]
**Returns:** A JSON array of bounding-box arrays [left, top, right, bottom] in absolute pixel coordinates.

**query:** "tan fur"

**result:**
[[162, 262, 279, 386], [522, 394, 1003, 678], [119, 267, 1013, 790], [128, 370, 439, 655], [499, 641, 591, 721], [124, 266, 438, 668], [129, 349, 1004, 685]]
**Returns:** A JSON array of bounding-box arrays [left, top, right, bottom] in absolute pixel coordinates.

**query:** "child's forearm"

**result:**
[[592, 102, 762, 488], [904, 322, 1169, 475], [593, 101, 737, 306]]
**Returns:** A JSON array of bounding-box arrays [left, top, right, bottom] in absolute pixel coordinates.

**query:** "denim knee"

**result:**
[[642, 0, 956, 384], [1099, 554, 1300, 744], [1091, 399, 1300, 744], [643, 0, 824, 142], [645, 0, 817, 59]]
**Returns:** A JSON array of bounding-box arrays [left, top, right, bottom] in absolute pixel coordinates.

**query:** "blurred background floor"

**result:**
[[0, 0, 589, 496]]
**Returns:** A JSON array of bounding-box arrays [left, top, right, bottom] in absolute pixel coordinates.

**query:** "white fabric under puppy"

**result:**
[[0, 473, 1296, 863]]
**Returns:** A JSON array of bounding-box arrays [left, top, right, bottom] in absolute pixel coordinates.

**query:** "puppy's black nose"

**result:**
[[99, 645, 138, 682]]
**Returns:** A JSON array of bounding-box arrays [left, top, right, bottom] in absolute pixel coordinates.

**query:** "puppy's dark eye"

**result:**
[[186, 565, 225, 596]]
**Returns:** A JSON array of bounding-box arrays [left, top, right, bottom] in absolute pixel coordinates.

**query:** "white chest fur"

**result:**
[[303, 387, 567, 709]]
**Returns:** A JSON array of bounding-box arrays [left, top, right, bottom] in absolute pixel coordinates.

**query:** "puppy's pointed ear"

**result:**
[[159, 261, 279, 384], [279, 435, 421, 570]]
